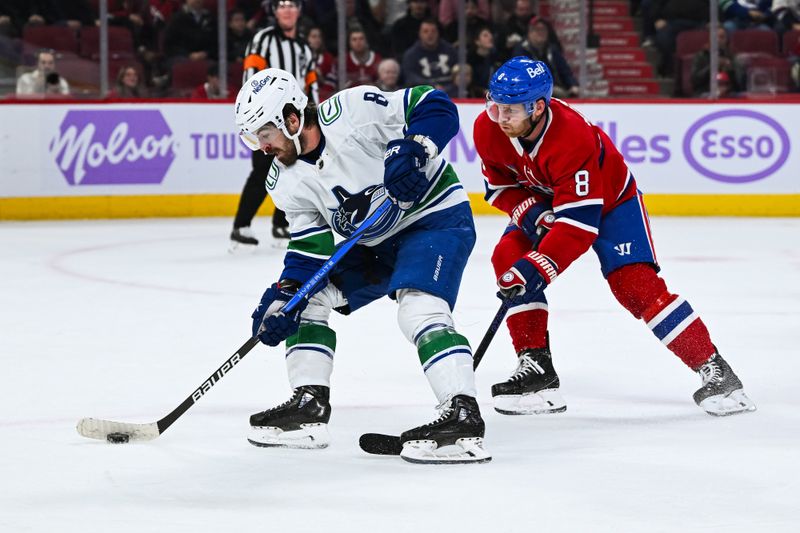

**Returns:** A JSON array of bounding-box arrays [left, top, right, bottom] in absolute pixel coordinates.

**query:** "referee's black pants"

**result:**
[[233, 150, 287, 230]]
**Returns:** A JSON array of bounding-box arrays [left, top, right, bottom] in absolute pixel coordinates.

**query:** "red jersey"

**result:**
[[474, 98, 636, 274], [345, 51, 381, 88]]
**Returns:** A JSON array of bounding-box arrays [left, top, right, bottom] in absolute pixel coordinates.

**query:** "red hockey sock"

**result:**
[[506, 307, 549, 353], [492, 228, 548, 352], [608, 264, 715, 369]]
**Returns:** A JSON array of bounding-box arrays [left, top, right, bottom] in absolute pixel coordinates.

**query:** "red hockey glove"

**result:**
[[497, 251, 559, 303], [511, 197, 555, 243]]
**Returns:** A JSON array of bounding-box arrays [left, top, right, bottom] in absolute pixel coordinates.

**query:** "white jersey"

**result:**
[[267, 85, 468, 266]]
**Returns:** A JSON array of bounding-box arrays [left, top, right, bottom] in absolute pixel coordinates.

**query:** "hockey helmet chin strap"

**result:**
[[285, 111, 306, 155], [259, 111, 306, 156]]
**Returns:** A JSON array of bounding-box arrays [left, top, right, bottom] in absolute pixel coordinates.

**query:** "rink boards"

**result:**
[[0, 99, 798, 219]]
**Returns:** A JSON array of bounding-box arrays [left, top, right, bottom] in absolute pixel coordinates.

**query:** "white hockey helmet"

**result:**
[[234, 67, 308, 152]]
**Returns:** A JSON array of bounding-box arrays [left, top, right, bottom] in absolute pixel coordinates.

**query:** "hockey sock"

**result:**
[[416, 328, 477, 404], [285, 323, 336, 388], [506, 304, 549, 353], [492, 228, 549, 352], [608, 263, 715, 369]]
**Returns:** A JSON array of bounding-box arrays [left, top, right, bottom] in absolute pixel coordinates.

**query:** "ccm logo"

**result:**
[[682, 109, 790, 183]]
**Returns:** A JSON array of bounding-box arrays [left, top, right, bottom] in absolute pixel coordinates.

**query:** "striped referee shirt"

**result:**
[[243, 25, 319, 104]]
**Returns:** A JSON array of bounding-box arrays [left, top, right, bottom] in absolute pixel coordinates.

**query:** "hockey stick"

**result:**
[[359, 220, 551, 455], [77, 199, 395, 443]]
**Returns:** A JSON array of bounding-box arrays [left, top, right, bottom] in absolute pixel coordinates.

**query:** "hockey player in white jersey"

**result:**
[[234, 68, 489, 464]]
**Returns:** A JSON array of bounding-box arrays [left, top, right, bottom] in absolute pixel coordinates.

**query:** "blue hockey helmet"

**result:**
[[487, 57, 553, 117]]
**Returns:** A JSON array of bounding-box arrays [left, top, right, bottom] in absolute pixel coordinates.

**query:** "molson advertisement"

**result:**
[[0, 100, 796, 217]]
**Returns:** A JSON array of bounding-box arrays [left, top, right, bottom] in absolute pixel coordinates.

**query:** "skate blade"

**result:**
[[699, 389, 757, 417], [228, 241, 259, 254], [493, 388, 567, 415], [247, 423, 330, 449], [400, 437, 492, 465]]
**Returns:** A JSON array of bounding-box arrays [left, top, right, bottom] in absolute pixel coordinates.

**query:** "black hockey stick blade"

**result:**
[[359, 433, 403, 455]]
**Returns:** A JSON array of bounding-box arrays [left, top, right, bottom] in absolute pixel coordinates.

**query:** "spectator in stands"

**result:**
[[345, 27, 382, 87], [228, 9, 253, 63], [468, 25, 501, 94], [147, 0, 181, 30], [106, 0, 148, 51], [720, 1, 773, 32], [441, 0, 490, 44], [109, 64, 148, 98], [443, 62, 485, 98], [191, 62, 227, 99], [402, 18, 457, 89], [16, 49, 70, 95], [652, 0, 710, 76], [376, 57, 401, 91], [390, 0, 430, 58], [308, 25, 337, 100], [773, 0, 800, 34], [690, 27, 741, 96], [44, 72, 65, 96], [317, 0, 384, 55], [0, 1, 25, 37], [375, 0, 411, 31], [513, 17, 579, 97], [496, 0, 535, 60], [163, 0, 217, 63], [236, 0, 268, 31]]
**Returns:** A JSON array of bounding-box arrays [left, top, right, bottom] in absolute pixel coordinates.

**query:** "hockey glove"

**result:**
[[497, 251, 559, 305], [511, 196, 555, 243], [251, 280, 308, 346], [383, 138, 429, 204]]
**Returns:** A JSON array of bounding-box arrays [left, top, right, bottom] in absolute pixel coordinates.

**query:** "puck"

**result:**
[[107, 432, 130, 444]]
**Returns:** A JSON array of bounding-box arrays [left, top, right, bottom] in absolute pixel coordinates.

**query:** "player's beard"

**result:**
[[498, 120, 530, 138], [272, 138, 300, 166]]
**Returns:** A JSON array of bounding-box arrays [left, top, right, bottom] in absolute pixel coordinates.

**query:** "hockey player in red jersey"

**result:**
[[474, 57, 755, 417]]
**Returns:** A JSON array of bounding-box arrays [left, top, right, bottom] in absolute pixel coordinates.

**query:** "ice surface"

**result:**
[[1, 216, 798, 532]]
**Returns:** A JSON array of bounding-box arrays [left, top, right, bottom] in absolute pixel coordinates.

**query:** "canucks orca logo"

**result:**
[[330, 184, 401, 241]]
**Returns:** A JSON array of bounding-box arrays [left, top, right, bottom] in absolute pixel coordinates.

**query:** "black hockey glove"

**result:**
[[383, 138, 429, 204], [251, 280, 308, 346]]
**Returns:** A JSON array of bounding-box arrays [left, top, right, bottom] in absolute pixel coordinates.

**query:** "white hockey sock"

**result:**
[[397, 289, 477, 404], [285, 323, 336, 388], [284, 285, 345, 388], [417, 328, 477, 404]]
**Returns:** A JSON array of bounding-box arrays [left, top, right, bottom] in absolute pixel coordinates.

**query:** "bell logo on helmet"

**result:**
[[527, 63, 546, 78]]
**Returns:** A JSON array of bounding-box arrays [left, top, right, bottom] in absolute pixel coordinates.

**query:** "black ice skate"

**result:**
[[491, 347, 567, 415], [229, 226, 259, 251], [271, 225, 290, 240], [398, 395, 491, 464], [693, 352, 756, 416], [248, 385, 331, 448]]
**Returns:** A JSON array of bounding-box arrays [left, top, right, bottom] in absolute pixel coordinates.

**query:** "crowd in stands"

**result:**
[[637, 0, 800, 95], [0, 0, 798, 99]]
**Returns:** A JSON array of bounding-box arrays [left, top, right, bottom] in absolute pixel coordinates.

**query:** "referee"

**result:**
[[230, 0, 318, 248]]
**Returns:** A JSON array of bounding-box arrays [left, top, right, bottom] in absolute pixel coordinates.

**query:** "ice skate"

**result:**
[[492, 347, 566, 415], [270, 224, 290, 248], [399, 395, 491, 464], [248, 385, 331, 448], [693, 353, 756, 416], [229, 226, 259, 252]]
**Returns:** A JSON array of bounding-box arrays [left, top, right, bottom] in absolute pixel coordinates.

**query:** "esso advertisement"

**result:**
[[682, 109, 790, 184], [450, 103, 797, 194], [0, 101, 797, 198]]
